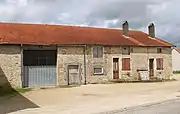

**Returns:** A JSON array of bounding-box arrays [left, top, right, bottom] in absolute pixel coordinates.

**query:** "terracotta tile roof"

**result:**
[[0, 22, 174, 47]]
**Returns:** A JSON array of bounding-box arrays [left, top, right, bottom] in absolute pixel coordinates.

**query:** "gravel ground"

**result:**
[[2, 74, 180, 114]]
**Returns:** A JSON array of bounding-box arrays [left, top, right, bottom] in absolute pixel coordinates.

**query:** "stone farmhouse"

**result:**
[[0, 21, 174, 88]]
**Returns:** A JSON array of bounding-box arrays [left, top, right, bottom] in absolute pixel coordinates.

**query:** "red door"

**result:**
[[113, 58, 119, 79]]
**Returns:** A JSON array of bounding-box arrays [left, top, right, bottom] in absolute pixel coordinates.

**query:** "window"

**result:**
[[93, 46, 103, 58], [122, 58, 130, 71], [130, 48, 133, 53], [157, 48, 162, 53], [23, 50, 57, 66], [122, 47, 130, 55], [156, 58, 163, 70], [94, 68, 104, 74]]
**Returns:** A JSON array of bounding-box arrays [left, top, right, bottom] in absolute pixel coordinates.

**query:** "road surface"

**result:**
[[106, 99, 180, 114]]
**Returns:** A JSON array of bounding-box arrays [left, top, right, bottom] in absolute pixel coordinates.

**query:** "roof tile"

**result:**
[[0, 22, 174, 47]]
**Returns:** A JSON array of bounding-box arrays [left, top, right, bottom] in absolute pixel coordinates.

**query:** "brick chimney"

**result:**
[[122, 21, 129, 36], [148, 23, 155, 38]]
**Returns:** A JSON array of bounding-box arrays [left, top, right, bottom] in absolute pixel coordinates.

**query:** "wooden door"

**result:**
[[113, 58, 119, 79], [149, 59, 154, 77], [68, 65, 80, 85]]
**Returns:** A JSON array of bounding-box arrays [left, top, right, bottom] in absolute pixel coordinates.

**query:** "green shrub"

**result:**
[[173, 70, 180, 74]]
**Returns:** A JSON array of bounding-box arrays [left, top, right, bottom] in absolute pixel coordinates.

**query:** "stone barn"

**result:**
[[0, 22, 174, 88]]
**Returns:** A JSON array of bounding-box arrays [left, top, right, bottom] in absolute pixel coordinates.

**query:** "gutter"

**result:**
[[20, 44, 24, 87], [84, 45, 87, 85]]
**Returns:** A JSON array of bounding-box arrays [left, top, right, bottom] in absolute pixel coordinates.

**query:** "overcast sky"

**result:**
[[0, 0, 179, 46]]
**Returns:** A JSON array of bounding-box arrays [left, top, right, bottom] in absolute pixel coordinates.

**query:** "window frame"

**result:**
[[157, 48, 162, 53], [122, 58, 131, 71], [93, 46, 104, 58], [93, 67, 104, 75], [156, 58, 163, 70]]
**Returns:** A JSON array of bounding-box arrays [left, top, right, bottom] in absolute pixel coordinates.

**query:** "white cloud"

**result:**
[[6, 0, 28, 6], [0, 0, 179, 44]]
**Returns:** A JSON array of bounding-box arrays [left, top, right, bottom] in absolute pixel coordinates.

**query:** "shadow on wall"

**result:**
[[0, 67, 39, 114]]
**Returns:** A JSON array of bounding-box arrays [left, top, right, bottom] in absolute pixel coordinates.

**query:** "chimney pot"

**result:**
[[122, 21, 129, 36], [148, 23, 155, 38]]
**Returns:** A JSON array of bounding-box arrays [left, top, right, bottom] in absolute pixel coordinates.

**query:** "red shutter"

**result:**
[[126, 58, 130, 70], [122, 58, 125, 70], [122, 58, 130, 71], [156, 58, 159, 70], [160, 58, 163, 70], [156, 58, 163, 70]]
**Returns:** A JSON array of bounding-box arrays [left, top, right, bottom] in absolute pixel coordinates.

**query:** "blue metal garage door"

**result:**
[[23, 50, 57, 87], [24, 66, 56, 87]]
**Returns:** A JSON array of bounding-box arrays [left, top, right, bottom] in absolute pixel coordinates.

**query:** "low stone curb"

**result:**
[[110, 79, 177, 83], [97, 98, 180, 114]]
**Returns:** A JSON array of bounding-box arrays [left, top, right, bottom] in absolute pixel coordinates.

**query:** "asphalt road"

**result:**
[[104, 99, 180, 114]]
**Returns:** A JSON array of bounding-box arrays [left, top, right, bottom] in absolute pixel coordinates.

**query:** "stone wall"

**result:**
[[0, 45, 21, 87], [57, 46, 85, 85], [57, 46, 112, 85], [57, 46, 173, 85], [105, 46, 121, 80], [131, 47, 173, 80], [0, 44, 172, 87], [86, 46, 109, 84], [155, 47, 173, 79], [131, 47, 148, 80]]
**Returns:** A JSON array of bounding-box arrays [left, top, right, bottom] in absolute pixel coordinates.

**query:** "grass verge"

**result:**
[[173, 70, 180, 74], [15, 88, 32, 93]]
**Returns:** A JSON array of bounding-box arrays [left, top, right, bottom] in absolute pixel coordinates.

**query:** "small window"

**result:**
[[157, 48, 162, 53], [122, 58, 130, 71], [130, 48, 133, 53], [94, 68, 104, 75], [156, 58, 163, 70], [93, 46, 103, 58], [122, 47, 130, 55]]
